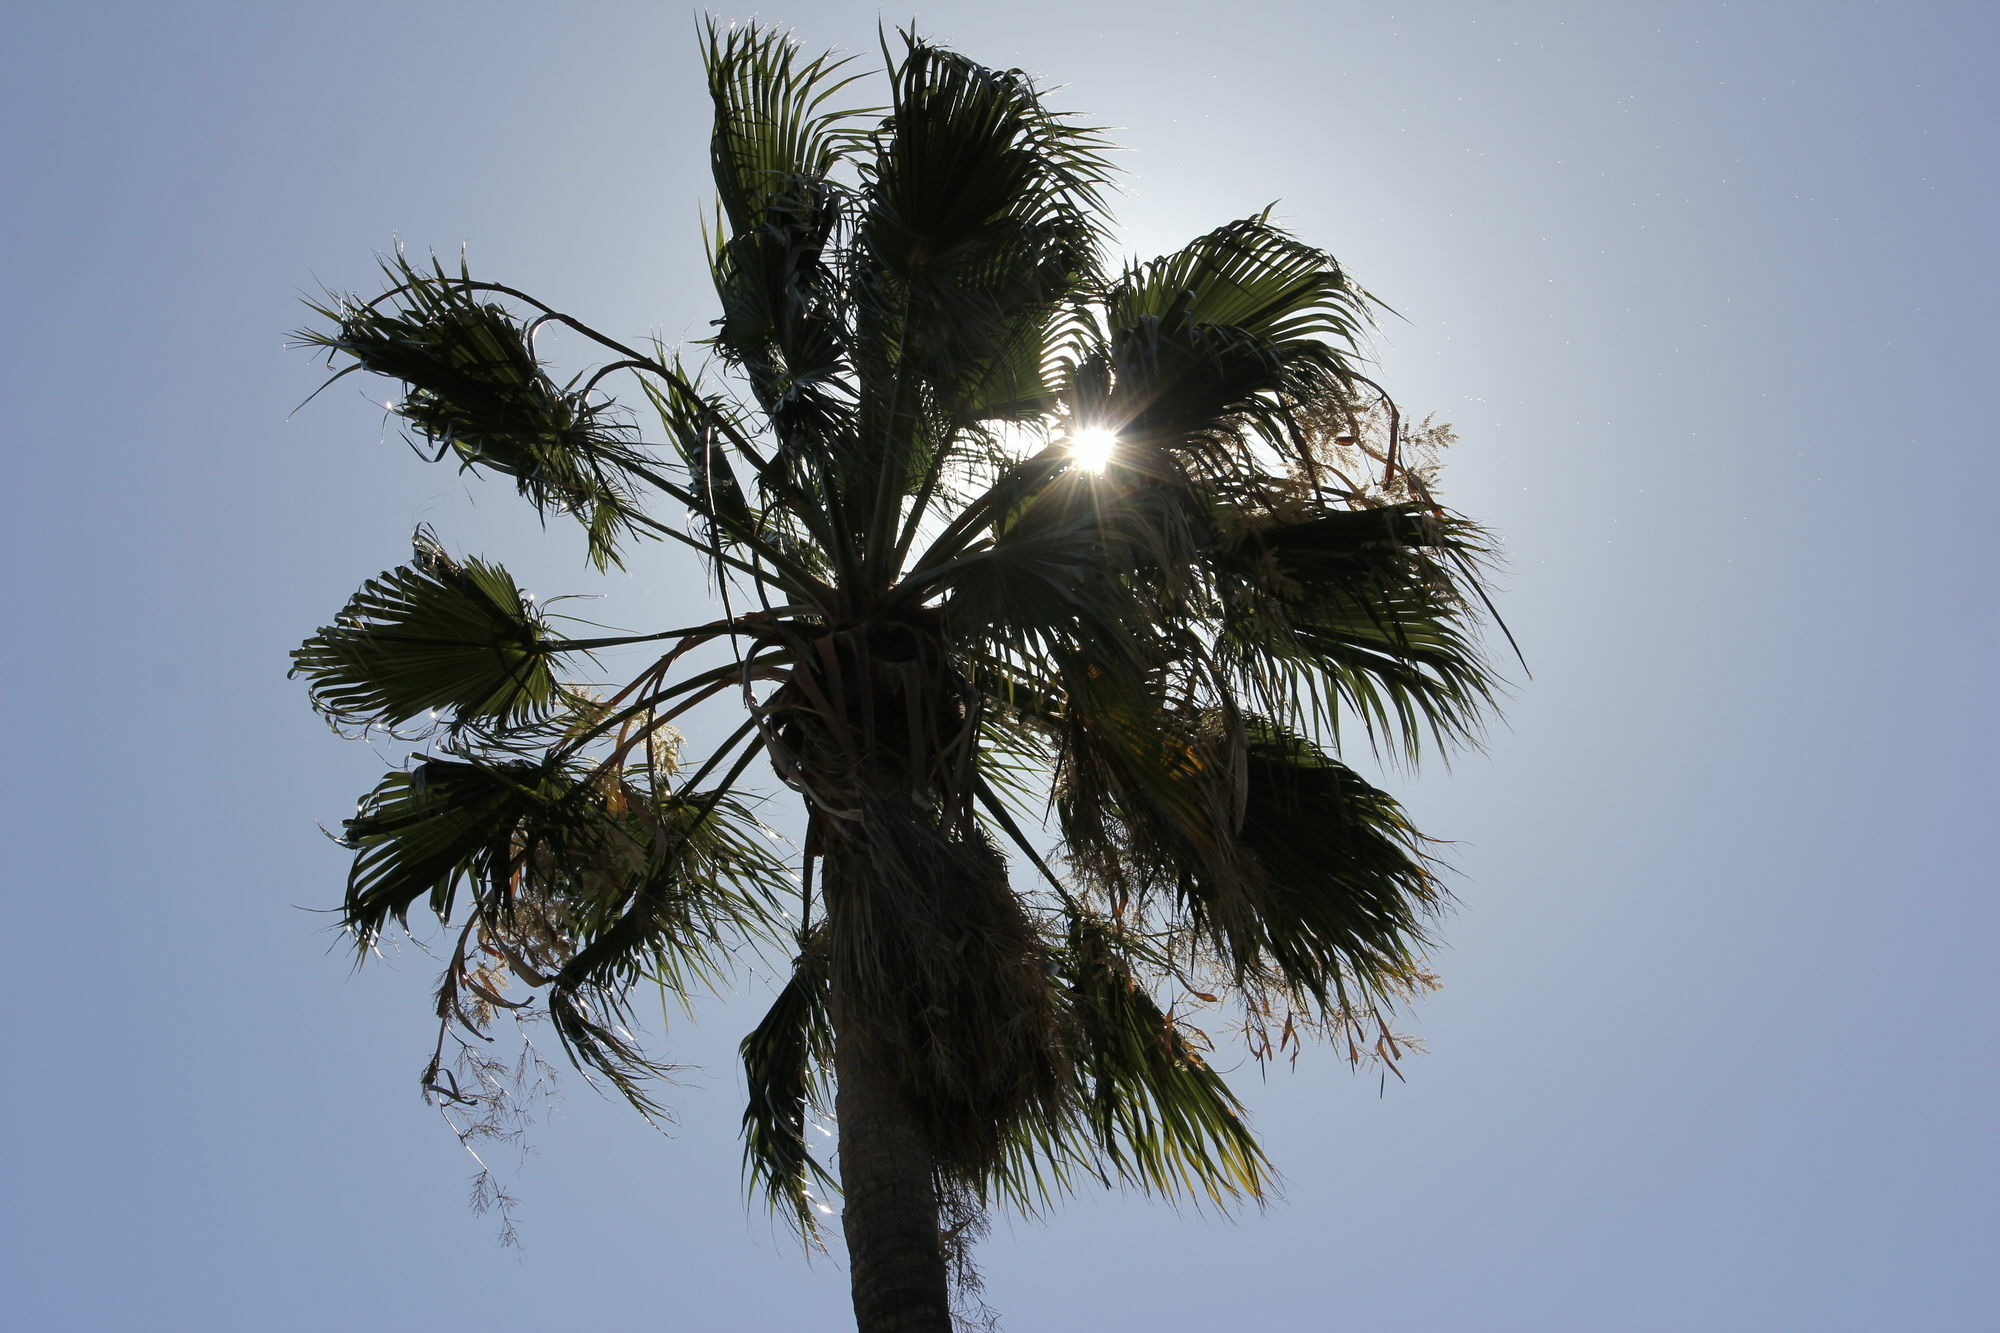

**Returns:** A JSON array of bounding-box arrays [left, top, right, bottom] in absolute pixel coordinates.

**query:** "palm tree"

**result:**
[[290, 22, 1505, 1333]]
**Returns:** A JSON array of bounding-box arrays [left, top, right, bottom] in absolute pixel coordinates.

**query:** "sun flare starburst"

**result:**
[[1069, 427, 1118, 474]]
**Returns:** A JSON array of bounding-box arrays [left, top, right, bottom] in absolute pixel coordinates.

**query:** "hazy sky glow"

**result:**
[[3, 3, 1994, 1329]]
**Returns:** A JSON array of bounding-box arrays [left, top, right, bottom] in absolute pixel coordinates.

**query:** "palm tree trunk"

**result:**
[[812, 764, 963, 1333], [833, 1010, 953, 1333]]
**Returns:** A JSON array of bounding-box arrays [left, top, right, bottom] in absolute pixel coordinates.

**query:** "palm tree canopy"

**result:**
[[292, 15, 1505, 1279]]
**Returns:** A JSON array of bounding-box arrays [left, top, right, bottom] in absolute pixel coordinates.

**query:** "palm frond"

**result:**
[[550, 780, 793, 996], [1082, 213, 1374, 474], [341, 733, 791, 1092], [847, 35, 1112, 525], [1108, 212, 1369, 351], [704, 21, 864, 464], [705, 19, 866, 240], [297, 253, 655, 568], [542, 745, 795, 1108], [292, 529, 573, 733], [740, 933, 837, 1242], [933, 471, 1167, 662], [338, 755, 581, 946], [988, 913, 1270, 1211], [1051, 655, 1247, 909], [1215, 504, 1501, 757], [1061, 914, 1271, 1203], [635, 371, 834, 591], [860, 35, 1111, 329], [1198, 719, 1445, 1010]]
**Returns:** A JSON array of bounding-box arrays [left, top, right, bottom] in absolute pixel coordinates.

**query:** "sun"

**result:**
[[1069, 427, 1118, 474]]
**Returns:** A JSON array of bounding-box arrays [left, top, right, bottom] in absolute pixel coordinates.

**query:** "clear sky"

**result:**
[[4, 2, 1994, 1329]]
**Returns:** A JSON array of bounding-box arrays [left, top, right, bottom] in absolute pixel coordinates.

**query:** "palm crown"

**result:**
[[292, 22, 1504, 1331]]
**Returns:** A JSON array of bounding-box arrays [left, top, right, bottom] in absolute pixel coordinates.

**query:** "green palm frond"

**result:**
[[740, 934, 837, 1242], [958, 298, 1098, 424], [933, 472, 1166, 662], [849, 36, 1111, 512], [297, 254, 655, 568], [338, 755, 582, 945], [1203, 720, 1444, 1009], [343, 730, 792, 1111], [704, 21, 863, 458], [1108, 212, 1369, 351], [1057, 697, 1449, 1013], [990, 913, 1270, 1211], [542, 763, 795, 1105], [705, 19, 866, 238], [639, 372, 755, 531], [635, 371, 833, 587], [1061, 915, 1270, 1203], [493, 775, 791, 1122], [1052, 667, 1243, 905], [1215, 505, 1500, 756], [861, 36, 1110, 317], [1084, 214, 1374, 471], [292, 530, 573, 733], [550, 780, 793, 995], [925, 467, 1222, 741]]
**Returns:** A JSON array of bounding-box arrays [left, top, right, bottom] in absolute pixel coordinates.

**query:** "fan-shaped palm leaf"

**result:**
[[543, 769, 794, 1103], [1216, 504, 1500, 756], [292, 530, 573, 732], [740, 933, 838, 1239], [298, 255, 656, 567], [1204, 719, 1444, 1007], [1108, 212, 1369, 348], [704, 21, 864, 465], [339, 755, 582, 943], [1084, 214, 1372, 472], [847, 35, 1112, 534], [991, 913, 1270, 1211]]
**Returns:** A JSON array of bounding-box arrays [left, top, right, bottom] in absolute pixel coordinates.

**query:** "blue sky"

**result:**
[[4, 2, 1994, 1329]]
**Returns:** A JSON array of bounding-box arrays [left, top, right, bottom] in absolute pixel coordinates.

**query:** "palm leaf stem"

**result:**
[[561, 654, 787, 766], [1342, 371, 1402, 488], [360, 277, 656, 369], [628, 374, 849, 565], [623, 479, 834, 603], [578, 357, 670, 400], [593, 631, 740, 715], [970, 775, 1077, 912], [599, 504, 778, 588], [859, 297, 924, 595], [883, 392, 1030, 581], [518, 623, 729, 654], [885, 437, 951, 586], [626, 365, 785, 488], [658, 712, 769, 801], [895, 444, 1068, 601], [587, 676, 749, 778]]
